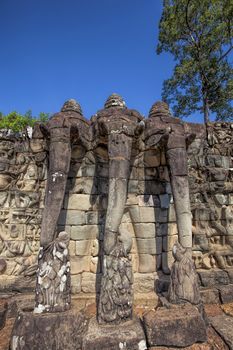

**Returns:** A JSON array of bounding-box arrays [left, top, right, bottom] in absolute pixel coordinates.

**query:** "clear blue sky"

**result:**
[[0, 0, 203, 123]]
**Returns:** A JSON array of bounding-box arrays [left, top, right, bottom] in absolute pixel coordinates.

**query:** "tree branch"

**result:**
[[218, 44, 233, 63]]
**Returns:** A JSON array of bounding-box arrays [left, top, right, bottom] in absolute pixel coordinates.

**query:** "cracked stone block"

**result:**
[[218, 284, 233, 304], [198, 270, 230, 287], [200, 288, 220, 304], [143, 304, 207, 348], [10, 309, 88, 350], [210, 315, 233, 349]]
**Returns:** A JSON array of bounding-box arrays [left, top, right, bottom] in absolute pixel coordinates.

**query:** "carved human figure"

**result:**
[[92, 94, 144, 324], [168, 242, 200, 304], [34, 99, 89, 313], [192, 208, 233, 269], [145, 101, 200, 304]]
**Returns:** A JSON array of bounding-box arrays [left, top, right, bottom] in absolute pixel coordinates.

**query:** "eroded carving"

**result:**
[[34, 231, 71, 313], [94, 94, 144, 324], [168, 242, 200, 305], [145, 101, 200, 304]]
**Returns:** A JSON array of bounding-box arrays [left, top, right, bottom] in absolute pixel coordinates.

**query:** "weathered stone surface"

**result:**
[[58, 209, 86, 225], [139, 207, 156, 223], [0, 259, 7, 274], [156, 223, 168, 236], [35, 231, 71, 313], [65, 194, 94, 210], [159, 194, 170, 209], [143, 304, 207, 348], [81, 272, 101, 293], [162, 234, 178, 252], [218, 284, 233, 304], [210, 315, 233, 349], [70, 256, 90, 274], [136, 237, 162, 255], [75, 239, 93, 256], [149, 344, 211, 350], [198, 270, 230, 287], [138, 195, 160, 207], [134, 273, 156, 293], [70, 225, 99, 240], [0, 301, 7, 330], [138, 254, 156, 273], [200, 288, 220, 304], [168, 204, 176, 222], [168, 243, 200, 305], [2, 104, 233, 302], [134, 223, 156, 238], [10, 309, 88, 350], [71, 274, 81, 294], [83, 316, 147, 350], [162, 251, 174, 271], [221, 302, 233, 317]]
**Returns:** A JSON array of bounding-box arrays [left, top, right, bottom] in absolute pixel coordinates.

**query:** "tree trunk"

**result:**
[[203, 96, 210, 124]]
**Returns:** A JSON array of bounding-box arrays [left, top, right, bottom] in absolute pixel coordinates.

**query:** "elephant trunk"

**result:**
[[40, 130, 71, 247], [166, 147, 192, 249], [104, 134, 132, 255]]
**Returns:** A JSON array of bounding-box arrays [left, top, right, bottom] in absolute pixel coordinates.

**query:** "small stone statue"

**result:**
[[168, 242, 200, 305], [34, 231, 71, 313]]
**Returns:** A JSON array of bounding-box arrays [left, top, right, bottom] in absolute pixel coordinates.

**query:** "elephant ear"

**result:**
[[134, 120, 145, 137]]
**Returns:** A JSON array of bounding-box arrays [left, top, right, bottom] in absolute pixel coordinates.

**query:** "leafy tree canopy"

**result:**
[[157, 0, 233, 122], [0, 110, 50, 132]]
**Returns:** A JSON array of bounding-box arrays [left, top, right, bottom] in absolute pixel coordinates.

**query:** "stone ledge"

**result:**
[[83, 316, 147, 350], [10, 309, 88, 350]]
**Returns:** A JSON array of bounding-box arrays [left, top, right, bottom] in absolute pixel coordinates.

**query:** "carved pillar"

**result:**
[[34, 99, 89, 313], [147, 102, 200, 305], [93, 94, 144, 324]]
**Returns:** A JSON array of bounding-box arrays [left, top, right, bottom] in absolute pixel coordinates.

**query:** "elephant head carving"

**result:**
[[92, 94, 145, 324]]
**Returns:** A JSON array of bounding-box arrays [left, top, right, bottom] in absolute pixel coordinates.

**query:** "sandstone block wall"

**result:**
[[0, 121, 233, 296]]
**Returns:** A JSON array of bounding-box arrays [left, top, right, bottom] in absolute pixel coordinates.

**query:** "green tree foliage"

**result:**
[[157, 0, 233, 123], [0, 110, 50, 132]]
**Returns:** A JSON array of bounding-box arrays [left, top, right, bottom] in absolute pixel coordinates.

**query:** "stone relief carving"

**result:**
[[34, 231, 71, 313], [168, 242, 200, 305], [33, 99, 90, 312], [192, 206, 233, 270], [145, 101, 200, 304], [38, 99, 90, 247], [0, 98, 233, 305], [93, 94, 144, 323], [188, 120, 233, 273], [0, 134, 44, 281]]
